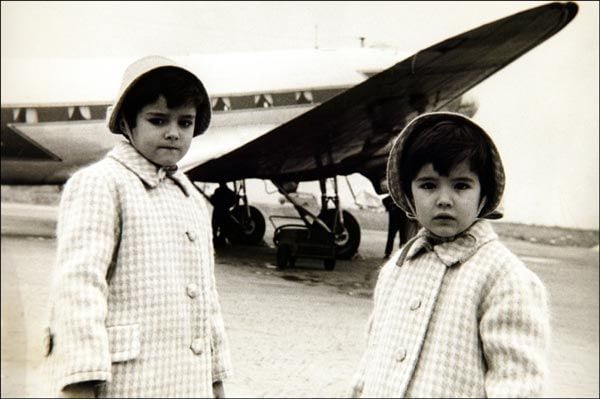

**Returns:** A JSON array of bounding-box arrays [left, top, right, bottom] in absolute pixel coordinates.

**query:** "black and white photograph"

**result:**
[[1, 1, 598, 397]]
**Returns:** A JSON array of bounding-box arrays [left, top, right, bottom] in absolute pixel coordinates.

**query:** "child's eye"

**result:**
[[419, 182, 436, 190], [179, 120, 194, 128], [148, 118, 165, 126], [455, 183, 471, 190]]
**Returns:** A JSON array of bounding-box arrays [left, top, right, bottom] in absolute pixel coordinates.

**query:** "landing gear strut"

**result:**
[[317, 208, 360, 260], [316, 177, 361, 260]]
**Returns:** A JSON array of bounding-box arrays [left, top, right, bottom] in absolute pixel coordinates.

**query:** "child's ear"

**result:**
[[477, 196, 487, 217]]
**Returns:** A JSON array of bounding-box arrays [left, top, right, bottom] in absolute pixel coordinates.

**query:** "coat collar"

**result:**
[[107, 141, 190, 196], [399, 219, 498, 267]]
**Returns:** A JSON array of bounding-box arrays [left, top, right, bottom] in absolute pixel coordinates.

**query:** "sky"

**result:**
[[1, 1, 598, 230]]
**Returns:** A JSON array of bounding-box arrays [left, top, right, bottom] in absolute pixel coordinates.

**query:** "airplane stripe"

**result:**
[[0, 87, 349, 124]]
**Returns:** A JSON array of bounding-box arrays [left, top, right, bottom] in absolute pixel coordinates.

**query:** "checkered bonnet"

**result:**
[[386, 112, 505, 219], [107, 55, 211, 137]]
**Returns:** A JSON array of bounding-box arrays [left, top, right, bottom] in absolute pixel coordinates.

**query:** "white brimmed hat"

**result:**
[[387, 112, 505, 219], [107, 55, 211, 137]]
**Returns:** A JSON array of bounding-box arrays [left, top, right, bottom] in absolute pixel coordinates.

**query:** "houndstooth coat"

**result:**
[[45, 141, 232, 397], [352, 220, 550, 398]]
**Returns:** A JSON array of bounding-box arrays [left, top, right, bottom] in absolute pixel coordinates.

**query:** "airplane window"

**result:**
[[12, 108, 26, 123], [81, 106, 91, 120], [68, 106, 91, 120], [295, 91, 313, 104], [254, 94, 273, 108], [25, 109, 38, 123], [211, 97, 231, 111]]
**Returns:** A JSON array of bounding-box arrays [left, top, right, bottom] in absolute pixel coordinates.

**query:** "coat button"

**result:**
[[190, 338, 203, 355], [187, 283, 199, 298], [186, 230, 197, 241], [409, 298, 421, 311], [396, 347, 407, 362]]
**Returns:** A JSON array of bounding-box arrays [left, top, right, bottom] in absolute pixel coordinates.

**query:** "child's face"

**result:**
[[130, 95, 196, 166], [411, 161, 482, 238]]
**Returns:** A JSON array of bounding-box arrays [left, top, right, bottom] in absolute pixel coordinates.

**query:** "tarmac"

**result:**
[[1, 203, 598, 397]]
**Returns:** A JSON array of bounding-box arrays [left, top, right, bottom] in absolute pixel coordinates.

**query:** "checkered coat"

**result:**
[[352, 220, 550, 398], [46, 141, 232, 397]]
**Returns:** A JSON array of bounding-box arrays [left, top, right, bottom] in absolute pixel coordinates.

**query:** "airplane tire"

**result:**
[[227, 206, 266, 245], [318, 209, 361, 260]]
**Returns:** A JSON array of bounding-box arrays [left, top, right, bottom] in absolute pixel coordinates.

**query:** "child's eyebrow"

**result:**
[[452, 176, 477, 183], [414, 176, 438, 182], [144, 111, 195, 118], [144, 111, 168, 116]]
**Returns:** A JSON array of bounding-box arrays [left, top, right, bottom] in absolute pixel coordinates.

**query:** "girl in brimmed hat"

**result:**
[[45, 56, 232, 398], [351, 112, 550, 397]]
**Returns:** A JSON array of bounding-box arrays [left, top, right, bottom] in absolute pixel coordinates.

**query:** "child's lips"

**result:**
[[433, 214, 455, 221]]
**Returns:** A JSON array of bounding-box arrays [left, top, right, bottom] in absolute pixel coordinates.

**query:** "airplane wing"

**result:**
[[186, 2, 578, 186]]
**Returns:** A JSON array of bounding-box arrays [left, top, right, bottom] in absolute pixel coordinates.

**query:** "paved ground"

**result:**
[[1, 205, 598, 397]]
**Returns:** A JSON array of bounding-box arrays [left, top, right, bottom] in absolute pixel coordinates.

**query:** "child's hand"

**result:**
[[61, 383, 96, 398], [213, 380, 225, 398], [351, 384, 363, 398]]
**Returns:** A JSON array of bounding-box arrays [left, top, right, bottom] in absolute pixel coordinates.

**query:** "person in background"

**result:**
[[210, 182, 237, 246], [382, 194, 419, 259]]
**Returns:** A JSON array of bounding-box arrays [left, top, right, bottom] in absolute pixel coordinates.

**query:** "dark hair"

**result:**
[[400, 119, 494, 202], [121, 67, 205, 131]]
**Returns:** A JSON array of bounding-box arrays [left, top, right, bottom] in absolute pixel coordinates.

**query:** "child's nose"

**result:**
[[164, 124, 180, 140], [436, 187, 453, 207]]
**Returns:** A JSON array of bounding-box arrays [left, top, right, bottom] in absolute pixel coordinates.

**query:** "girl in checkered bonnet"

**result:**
[[45, 56, 232, 398], [352, 112, 550, 398]]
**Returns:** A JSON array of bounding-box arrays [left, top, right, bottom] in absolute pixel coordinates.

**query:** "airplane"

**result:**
[[1, 2, 578, 267]]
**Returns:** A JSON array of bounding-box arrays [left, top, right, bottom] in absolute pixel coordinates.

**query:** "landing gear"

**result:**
[[226, 205, 266, 245], [201, 175, 362, 269], [210, 180, 266, 245], [315, 177, 361, 260], [317, 209, 361, 260]]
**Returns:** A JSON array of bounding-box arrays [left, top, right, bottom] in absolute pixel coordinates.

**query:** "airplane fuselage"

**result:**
[[1, 48, 402, 185]]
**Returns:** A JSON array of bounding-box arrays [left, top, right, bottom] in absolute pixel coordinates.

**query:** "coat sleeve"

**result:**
[[479, 264, 551, 397], [350, 260, 396, 397], [47, 169, 120, 392], [204, 201, 233, 382], [350, 310, 374, 397]]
